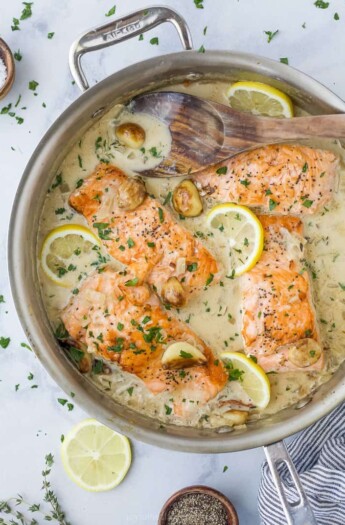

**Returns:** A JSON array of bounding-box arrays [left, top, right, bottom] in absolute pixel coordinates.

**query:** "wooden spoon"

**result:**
[[0, 38, 15, 100], [129, 91, 345, 177]]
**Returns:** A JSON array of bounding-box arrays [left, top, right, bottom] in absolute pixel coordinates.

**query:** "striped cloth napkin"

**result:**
[[258, 402, 345, 525]]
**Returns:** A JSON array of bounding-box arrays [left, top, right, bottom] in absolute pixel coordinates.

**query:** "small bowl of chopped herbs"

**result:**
[[158, 485, 239, 525], [0, 38, 15, 100]]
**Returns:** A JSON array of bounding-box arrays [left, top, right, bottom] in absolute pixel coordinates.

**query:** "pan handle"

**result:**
[[264, 441, 317, 525], [69, 6, 193, 92]]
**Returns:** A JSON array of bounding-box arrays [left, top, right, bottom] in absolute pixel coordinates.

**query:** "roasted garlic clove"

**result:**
[[172, 180, 203, 218], [117, 177, 146, 211], [287, 338, 322, 368], [161, 277, 186, 307], [162, 342, 207, 369], [223, 410, 249, 426], [115, 122, 146, 149]]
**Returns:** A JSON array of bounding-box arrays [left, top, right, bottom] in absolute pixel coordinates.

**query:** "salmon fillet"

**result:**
[[61, 268, 227, 411], [241, 215, 323, 372], [69, 164, 220, 304], [193, 144, 339, 215]]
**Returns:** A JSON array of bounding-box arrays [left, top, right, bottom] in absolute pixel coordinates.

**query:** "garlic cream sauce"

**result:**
[[38, 80, 345, 428]]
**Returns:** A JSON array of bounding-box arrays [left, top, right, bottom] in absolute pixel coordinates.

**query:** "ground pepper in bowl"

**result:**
[[165, 492, 228, 525]]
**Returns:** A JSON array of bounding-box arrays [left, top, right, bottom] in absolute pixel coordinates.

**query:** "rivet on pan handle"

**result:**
[[264, 441, 318, 525], [69, 6, 193, 92]]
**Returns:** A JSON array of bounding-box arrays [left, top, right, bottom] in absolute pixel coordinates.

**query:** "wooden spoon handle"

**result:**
[[257, 113, 345, 140], [220, 107, 345, 150]]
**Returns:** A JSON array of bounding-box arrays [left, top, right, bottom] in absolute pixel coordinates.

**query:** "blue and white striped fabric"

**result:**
[[258, 403, 345, 525]]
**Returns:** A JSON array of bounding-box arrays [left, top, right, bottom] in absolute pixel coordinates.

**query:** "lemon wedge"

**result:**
[[61, 419, 132, 492], [206, 203, 264, 276], [227, 81, 294, 118], [40, 224, 101, 287], [162, 342, 207, 369], [220, 352, 271, 409]]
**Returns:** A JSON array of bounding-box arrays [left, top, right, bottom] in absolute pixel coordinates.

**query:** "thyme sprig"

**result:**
[[0, 454, 71, 525]]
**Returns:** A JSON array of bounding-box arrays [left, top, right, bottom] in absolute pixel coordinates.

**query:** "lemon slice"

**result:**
[[227, 81, 294, 118], [40, 224, 101, 287], [61, 419, 132, 492], [220, 352, 270, 409], [206, 203, 264, 276]]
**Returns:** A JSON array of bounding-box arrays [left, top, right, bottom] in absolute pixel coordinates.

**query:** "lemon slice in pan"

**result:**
[[40, 224, 101, 287], [227, 81, 294, 118], [206, 203, 264, 276], [61, 419, 132, 492], [220, 352, 271, 409]]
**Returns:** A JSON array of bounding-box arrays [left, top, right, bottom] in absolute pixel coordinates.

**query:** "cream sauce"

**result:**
[[38, 80, 345, 428]]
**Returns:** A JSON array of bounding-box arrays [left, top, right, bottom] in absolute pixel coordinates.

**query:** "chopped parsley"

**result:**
[[125, 277, 139, 287], [158, 207, 164, 223], [224, 360, 244, 382], [264, 30, 279, 43], [127, 237, 135, 248], [105, 5, 116, 17], [269, 198, 278, 211], [314, 0, 329, 8], [0, 337, 10, 349], [302, 199, 314, 208], [205, 273, 214, 286], [240, 179, 251, 188], [150, 37, 159, 45], [302, 162, 308, 172], [14, 50, 22, 61], [117, 322, 124, 331], [198, 45, 206, 53], [187, 262, 198, 272], [47, 32, 55, 39], [92, 360, 103, 374], [180, 350, 193, 359], [280, 57, 289, 65], [93, 222, 112, 240], [29, 80, 39, 91], [194, 0, 204, 8], [216, 166, 228, 175], [165, 404, 172, 415]]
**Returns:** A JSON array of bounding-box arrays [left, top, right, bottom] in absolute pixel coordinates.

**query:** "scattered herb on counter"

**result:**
[[0, 337, 10, 349], [150, 37, 159, 45], [14, 50, 22, 61], [48, 32, 55, 39], [105, 5, 116, 17], [334, 12, 340, 20], [20, 2, 33, 20], [11, 18, 20, 31], [203, 26, 208, 35], [194, 0, 204, 8], [198, 45, 206, 53], [0, 295, 5, 303], [223, 465, 228, 473], [314, 0, 329, 8], [28, 80, 39, 91], [20, 342, 32, 351], [280, 57, 289, 64], [139, 34, 144, 41], [264, 30, 279, 43]]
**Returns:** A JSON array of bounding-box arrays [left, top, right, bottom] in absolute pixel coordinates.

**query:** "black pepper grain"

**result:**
[[165, 493, 228, 525]]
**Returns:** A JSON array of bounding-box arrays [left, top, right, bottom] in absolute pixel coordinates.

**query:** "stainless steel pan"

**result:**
[[8, 7, 345, 524]]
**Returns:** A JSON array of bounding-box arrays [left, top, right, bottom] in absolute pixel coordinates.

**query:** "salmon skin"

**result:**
[[69, 163, 220, 304], [241, 215, 323, 372], [193, 144, 339, 215], [61, 268, 227, 410]]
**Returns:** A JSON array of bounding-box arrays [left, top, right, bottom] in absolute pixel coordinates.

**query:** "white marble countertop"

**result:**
[[1, 1, 344, 523]]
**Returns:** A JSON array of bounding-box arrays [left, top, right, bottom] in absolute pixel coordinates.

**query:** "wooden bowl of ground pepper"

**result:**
[[158, 485, 239, 525]]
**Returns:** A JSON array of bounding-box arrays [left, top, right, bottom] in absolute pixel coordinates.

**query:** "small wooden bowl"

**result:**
[[158, 485, 239, 525], [0, 38, 15, 100]]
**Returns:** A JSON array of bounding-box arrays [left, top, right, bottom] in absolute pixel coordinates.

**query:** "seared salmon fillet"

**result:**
[[194, 144, 339, 215], [61, 268, 227, 410], [241, 215, 323, 372], [69, 164, 220, 305]]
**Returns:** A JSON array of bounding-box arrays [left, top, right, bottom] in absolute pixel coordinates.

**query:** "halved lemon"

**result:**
[[227, 81, 294, 118], [206, 203, 264, 276], [40, 224, 101, 287], [220, 352, 271, 409], [61, 419, 132, 492]]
